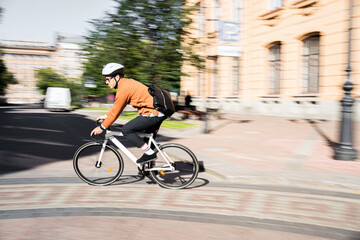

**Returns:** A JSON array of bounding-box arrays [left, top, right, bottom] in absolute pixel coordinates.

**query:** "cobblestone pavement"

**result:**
[[1, 107, 360, 240], [0, 173, 360, 240]]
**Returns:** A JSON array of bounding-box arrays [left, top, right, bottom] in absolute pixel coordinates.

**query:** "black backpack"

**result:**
[[147, 84, 175, 117]]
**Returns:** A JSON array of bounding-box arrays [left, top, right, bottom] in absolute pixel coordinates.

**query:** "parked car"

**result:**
[[44, 87, 71, 111]]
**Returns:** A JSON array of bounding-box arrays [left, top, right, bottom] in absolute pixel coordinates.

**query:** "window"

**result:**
[[233, 57, 240, 95], [268, 43, 281, 94], [270, 0, 282, 10], [302, 35, 319, 93], [3, 53, 11, 59], [215, 0, 221, 31], [197, 70, 203, 96], [234, 0, 242, 22], [197, 3, 205, 37], [212, 58, 218, 96]]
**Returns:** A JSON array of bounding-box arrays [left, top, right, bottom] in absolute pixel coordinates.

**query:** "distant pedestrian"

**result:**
[[185, 92, 192, 107]]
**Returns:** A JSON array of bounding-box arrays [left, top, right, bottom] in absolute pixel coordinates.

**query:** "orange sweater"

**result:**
[[102, 78, 159, 129]]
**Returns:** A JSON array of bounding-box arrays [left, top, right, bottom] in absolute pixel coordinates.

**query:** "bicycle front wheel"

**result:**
[[73, 141, 124, 186], [149, 143, 199, 189]]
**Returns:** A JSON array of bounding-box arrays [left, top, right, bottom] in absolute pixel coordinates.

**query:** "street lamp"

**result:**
[[333, 0, 358, 160]]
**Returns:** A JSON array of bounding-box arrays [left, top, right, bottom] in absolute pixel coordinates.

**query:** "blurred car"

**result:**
[[44, 87, 71, 111]]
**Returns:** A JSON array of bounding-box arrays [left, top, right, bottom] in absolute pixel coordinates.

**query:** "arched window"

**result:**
[[302, 35, 319, 93], [268, 43, 281, 94]]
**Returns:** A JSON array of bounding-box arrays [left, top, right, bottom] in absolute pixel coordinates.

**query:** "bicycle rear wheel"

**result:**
[[149, 143, 199, 189], [73, 141, 124, 186]]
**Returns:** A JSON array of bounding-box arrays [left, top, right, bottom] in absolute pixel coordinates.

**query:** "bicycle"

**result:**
[[73, 121, 199, 189]]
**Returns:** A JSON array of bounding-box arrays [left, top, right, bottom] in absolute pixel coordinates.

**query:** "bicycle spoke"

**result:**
[[149, 143, 199, 189], [73, 142, 124, 186]]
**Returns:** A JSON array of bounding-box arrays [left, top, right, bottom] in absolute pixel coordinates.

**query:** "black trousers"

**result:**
[[121, 115, 166, 148]]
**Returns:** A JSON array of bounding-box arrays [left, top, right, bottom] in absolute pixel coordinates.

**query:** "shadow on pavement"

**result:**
[[288, 118, 339, 150], [112, 175, 209, 189], [305, 119, 339, 150], [185, 177, 210, 189], [206, 118, 253, 134], [113, 174, 146, 185], [0, 104, 175, 175]]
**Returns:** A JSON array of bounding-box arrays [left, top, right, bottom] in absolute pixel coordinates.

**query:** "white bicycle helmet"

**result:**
[[102, 63, 125, 77]]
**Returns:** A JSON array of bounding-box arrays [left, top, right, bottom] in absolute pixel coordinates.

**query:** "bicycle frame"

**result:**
[[96, 129, 175, 172]]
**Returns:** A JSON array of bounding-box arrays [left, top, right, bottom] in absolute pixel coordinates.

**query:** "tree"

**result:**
[[35, 68, 68, 94], [0, 52, 16, 95], [36, 68, 82, 106], [0, 6, 17, 95], [82, 0, 204, 97]]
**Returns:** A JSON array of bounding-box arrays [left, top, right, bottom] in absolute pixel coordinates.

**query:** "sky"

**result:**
[[0, 0, 117, 44]]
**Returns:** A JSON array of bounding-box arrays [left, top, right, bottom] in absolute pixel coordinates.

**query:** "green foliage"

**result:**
[[82, 0, 204, 96], [35, 68, 68, 94], [35, 68, 82, 106], [161, 120, 198, 129], [0, 9, 17, 95], [118, 111, 198, 129], [0, 49, 16, 95], [0, 8, 17, 95]]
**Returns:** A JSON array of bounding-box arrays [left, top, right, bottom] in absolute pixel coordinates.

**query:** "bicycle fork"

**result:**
[[96, 140, 108, 168]]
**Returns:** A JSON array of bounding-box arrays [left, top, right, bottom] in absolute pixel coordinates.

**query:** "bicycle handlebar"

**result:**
[[96, 119, 103, 126], [91, 121, 104, 143], [96, 119, 112, 131]]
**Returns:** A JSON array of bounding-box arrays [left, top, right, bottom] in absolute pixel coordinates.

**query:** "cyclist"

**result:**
[[90, 63, 166, 164]]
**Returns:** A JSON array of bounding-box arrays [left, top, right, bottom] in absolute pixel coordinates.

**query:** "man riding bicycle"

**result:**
[[90, 63, 166, 164]]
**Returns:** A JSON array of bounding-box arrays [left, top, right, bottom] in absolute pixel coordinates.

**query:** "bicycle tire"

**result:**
[[149, 143, 199, 189], [73, 141, 124, 186]]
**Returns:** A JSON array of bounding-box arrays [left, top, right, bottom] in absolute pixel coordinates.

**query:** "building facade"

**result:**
[[56, 34, 85, 81], [182, 0, 360, 121], [1, 34, 85, 103], [1, 40, 57, 103]]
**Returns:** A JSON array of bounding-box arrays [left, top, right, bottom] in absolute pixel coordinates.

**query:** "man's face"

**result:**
[[105, 76, 117, 89]]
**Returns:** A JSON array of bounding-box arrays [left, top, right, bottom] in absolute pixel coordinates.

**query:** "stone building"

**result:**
[[1, 40, 57, 103], [1, 34, 85, 103], [55, 34, 85, 81], [181, 0, 360, 121]]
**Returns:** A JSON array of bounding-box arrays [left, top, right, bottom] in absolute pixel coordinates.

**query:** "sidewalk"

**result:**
[[1, 107, 360, 240], [77, 109, 360, 193], [170, 113, 360, 192]]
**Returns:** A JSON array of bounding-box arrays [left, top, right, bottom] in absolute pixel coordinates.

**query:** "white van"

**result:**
[[44, 87, 71, 111]]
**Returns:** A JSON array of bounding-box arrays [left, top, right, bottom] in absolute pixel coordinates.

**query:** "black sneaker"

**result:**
[[136, 153, 157, 164]]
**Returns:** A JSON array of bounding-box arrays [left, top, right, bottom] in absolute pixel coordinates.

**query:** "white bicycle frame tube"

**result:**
[[96, 139, 108, 168], [99, 130, 174, 171]]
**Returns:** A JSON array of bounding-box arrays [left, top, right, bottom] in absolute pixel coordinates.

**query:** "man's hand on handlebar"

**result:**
[[90, 126, 103, 136], [90, 116, 107, 136]]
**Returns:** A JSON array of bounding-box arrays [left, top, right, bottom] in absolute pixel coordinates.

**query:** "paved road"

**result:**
[[0, 105, 359, 240]]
